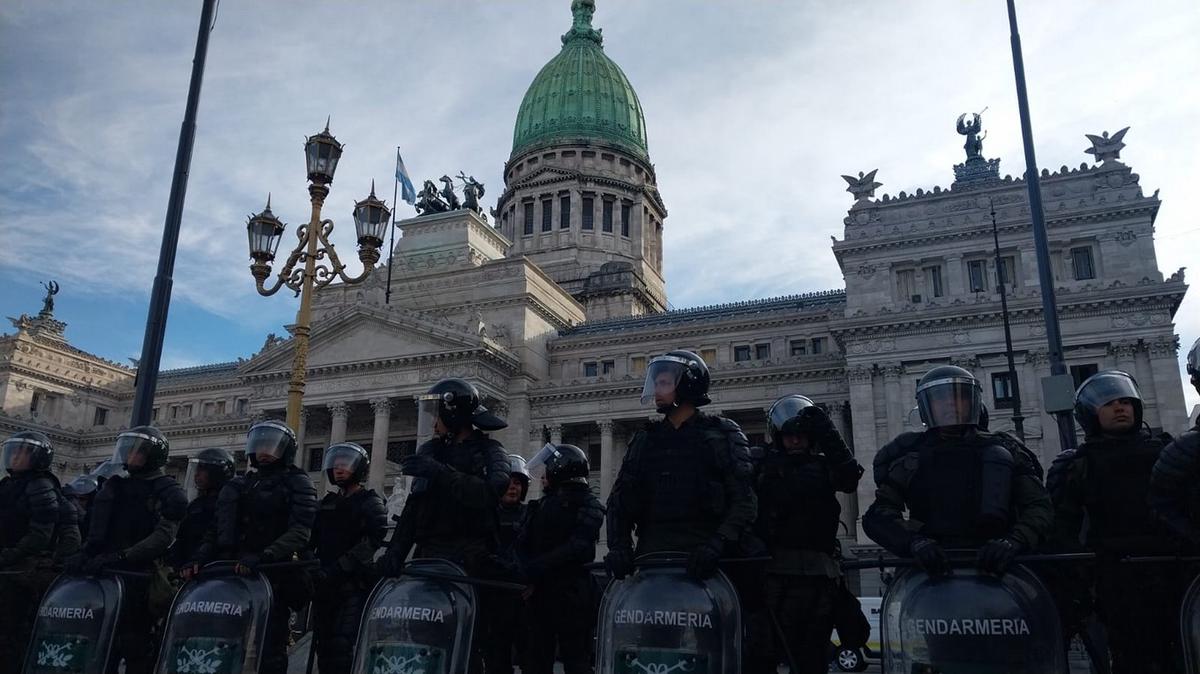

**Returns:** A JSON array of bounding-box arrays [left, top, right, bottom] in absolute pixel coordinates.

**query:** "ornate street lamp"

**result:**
[[245, 121, 389, 430]]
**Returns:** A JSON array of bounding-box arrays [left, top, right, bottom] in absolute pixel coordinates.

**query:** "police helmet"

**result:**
[[527, 443, 590, 485], [418, 378, 508, 433], [507, 453, 531, 486], [639, 349, 712, 412], [193, 447, 235, 484], [113, 426, 169, 475], [1187, 337, 1199, 393], [245, 420, 297, 467], [322, 442, 370, 486], [766, 394, 817, 446], [1074, 370, 1143, 437], [916, 365, 983, 429], [67, 474, 100, 498], [2, 430, 54, 474], [90, 459, 127, 484]]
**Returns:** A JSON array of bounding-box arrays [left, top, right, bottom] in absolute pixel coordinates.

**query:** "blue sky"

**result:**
[[1, 1, 1197, 407]]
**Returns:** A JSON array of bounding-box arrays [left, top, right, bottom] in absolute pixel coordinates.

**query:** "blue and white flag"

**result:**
[[395, 148, 417, 205]]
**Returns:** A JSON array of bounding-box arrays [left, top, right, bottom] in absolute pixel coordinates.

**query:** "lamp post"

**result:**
[[246, 122, 391, 430]]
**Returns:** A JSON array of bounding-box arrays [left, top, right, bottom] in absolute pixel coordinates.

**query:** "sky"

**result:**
[[1, 1, 1197, 409]]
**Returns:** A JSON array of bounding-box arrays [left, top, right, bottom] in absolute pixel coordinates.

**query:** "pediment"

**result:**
[[510, 166, 577, 191]]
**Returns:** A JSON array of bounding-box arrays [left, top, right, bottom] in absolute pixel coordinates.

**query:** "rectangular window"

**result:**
[[790, 340, 808, 356], [183, 404, 193, 419], [1071, 246, 1095, 280], [896, 269, 918, 303], [583, 361, 598, 377], [734, 345, 752, 362], [523, 202, 534, 235], [968, 260, 987, 293], [306, 446, 324, 473], [1070, 363, 1099, 389], [93, 407, 108, 426], [700, 348, 717, 365], [236, 398, 249, 414], [630, 356, 646, 374], [621, 204, 631, 236], [152, 407, 159, 421], [992, 372, 1015, 409], [925, 265, 944, 298], [811, 337, 826, 354], [541, 199, 553, 232], [602, 200, 614, 232], [171, 405, 179, 420], [602, 359, 615, 375], [755, 343, 771, 360], [560, 195, 571, 229], [30, 391, 42, 417], [998, 256, 1016, 287], [582, 197, 594, 229], [216, 400, 226, 415]]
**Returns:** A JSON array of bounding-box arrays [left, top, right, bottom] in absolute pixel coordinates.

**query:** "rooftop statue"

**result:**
[[438, 175, 461, 211], [842, 170, 883, 202], [957, 110, 988, 161], [39, 280, 59, 316], [563, 0, 603, 44], [457, 172, 486, 218], [415, 180, 449, 215], [1085, 127, 1129, 164]]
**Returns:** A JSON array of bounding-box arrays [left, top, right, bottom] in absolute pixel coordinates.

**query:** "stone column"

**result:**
[[598, 420, 615, 502], [847, 365, 877, 543], [882, 365, 903, 437], [1147, 336, 1188, 432], [369, 398, 392, 493], [293, 407, 309, 468], [328, 402, 348, 444]]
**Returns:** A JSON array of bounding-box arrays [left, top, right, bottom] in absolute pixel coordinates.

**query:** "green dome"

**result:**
[[511, 1, 648, 161]]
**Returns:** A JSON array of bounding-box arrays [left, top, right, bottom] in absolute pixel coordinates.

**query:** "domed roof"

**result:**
[[511, 0, 649, 161]]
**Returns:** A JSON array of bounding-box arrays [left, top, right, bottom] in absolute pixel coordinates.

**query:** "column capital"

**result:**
[[1107, 340, 1139, 360], [370, 397, 393, 415], [327, 401, 349, 418], [547, 422, 563, 433], [847, 365, 874, 385], [1025, 349, 1049, 367], [881, 364, 903, 380], [596, 419, 614, 433], [1147, 335, 1180, 359]]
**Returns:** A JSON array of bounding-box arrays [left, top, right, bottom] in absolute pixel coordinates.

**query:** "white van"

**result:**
[[830, 596, 882, 672]]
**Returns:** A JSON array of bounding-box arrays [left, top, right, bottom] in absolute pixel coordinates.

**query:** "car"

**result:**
[[830, 596, 881, 672]]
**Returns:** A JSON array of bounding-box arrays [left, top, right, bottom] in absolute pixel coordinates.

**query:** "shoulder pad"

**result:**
[[982, 431, 1044, 480], [154, 476, 189, 521], [284, 469, 316, 491], [1045, 449, 1079, 496], [873, 432, 923, 472]]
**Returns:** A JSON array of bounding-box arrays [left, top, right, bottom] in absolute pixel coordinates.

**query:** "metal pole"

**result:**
[[385, 147, 399, 305], [1005, 0, 1076, 449], [990, 199, 1025, 441], [285, 184, 327, 429], [130, 0, 217, 426]]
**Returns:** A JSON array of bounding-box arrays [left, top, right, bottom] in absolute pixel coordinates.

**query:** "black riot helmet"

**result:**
[[527, 443, 590, 486], [1074, 370, 1143, 437], [1187, 336, 1200, 394], [507, 453, 531, 497], [67, 474, 100, 498], [322, 442, 370, 487], [90, 459, 126, 486], [766, 394, 817, 446], [640, 350, 712, 413], [113, 426, 169, 475], [416, 378, 507, 439], [3, 430, 54, 474], [245, 419, 297, 468], [916, 365, 983, 429], [193, 447, 235, 486]]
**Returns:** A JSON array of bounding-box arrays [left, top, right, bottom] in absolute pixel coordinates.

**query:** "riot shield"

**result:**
[[880, 564, 1065, 673], [595, 552, 741, 674], [153, 566, 273, 674], [1182, 572, 1200, 673], [23, 574, 124, 674], [352, 558, 478, 674]]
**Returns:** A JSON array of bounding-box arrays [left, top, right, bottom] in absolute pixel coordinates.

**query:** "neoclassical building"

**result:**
[[0, 1, 1189, 590]]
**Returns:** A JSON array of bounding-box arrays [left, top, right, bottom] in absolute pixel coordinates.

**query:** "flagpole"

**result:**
[[385, 147, 400, 305]]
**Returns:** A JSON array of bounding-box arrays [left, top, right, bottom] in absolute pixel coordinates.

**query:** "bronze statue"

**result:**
[[415, 180, 449, 215], [957, 111, 988, 160], [1085, 127, 1129, 164], [438, 175, 461, 211], [841, 170, 882, 202], [457, 172, 486, 215], [39, 280, 59, 315]]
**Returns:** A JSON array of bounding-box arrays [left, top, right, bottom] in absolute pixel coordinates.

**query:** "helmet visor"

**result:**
[[639, 357, 688, 406], [1076, 371, 1141, 412], [114, 432, 159, 470], [1187, 337, 1199, 375], [506, 453, 530, 481], [767, 395, 815, 441], [416, 395, 441, 444], [322, 444, 368, 474], [2, 437, 45, 472], [525, 443, 559, 481], [917, 379, 982, 428], [68, 475, 99, 496], [245, 425, 292, 461], [90, 460, 126, 480]]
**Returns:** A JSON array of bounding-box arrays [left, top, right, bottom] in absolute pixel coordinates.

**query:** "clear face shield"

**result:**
[[416, 394, 443, 444], [917, 378, 982, 428], [113, 432, 158, 470], [1076, 371, 1141, 413], [2, 438, 43, 473], [322, 444, 367, 483], [525, 443, 559, 482], [245, 424, 292, 464], [639, 357, 687, 407]]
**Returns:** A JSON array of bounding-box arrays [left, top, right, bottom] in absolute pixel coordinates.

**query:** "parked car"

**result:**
[[830, 596, 881, 672]]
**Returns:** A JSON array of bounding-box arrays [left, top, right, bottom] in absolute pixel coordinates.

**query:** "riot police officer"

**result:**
[[604, 350, 758, 578], [64, 474, 99, 540], [309, 442, 387, 674], [1151, 337, 1200, 545], [210, 420, 317, 674], [756, 395, 863, 674], [1048, 370, 1182, 673], [78, 426, 187, 674], [379, 378, 511, 572], [863, 365, 1052, 576], [519, 443, 605, 674], [171, 448, 235, 574], [0, 430, 73, 667], [485, 454, 532, 674]]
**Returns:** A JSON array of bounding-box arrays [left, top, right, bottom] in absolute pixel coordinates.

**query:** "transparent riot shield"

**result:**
[[595, 552, 741, 674], [23, 573, 124, 674], [352, 558, 478, 674], [153, 565, 273, 674], [880, 564, 1065, 674], [1182, 572, 1200, 673]]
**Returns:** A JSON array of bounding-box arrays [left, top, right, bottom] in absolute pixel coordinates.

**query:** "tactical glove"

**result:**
[[604, 548, 635, 580], [235, 554, 261, 576], [687, 537, 725, 580], [977, 538, 1020, 576], [401, 454, 448, 480], [909, 536, 949, 576], [84, 551, 124, 574], [797, 405, 837, 442]]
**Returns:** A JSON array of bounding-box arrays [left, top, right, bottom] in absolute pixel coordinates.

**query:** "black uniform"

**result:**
[[0, 470, 69, 666], [1049, 428, 1184, 673], [85, 470, 187, 674], [211, 463, 317, 674], [517, 481, 604, 674], [1150, 418, 1200, 546], [485, 499, 528, 674], [310, 487, 387, 674], [170, 490, 218, 569]]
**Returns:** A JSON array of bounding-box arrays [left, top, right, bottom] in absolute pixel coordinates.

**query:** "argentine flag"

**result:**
[[395, 148, 417, 205]]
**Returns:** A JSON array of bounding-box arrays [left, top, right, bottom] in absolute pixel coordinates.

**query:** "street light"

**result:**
[[246, 121, 389, 430]]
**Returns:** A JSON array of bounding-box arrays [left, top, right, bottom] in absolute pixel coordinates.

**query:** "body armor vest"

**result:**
[[222, 468, 294, 553], [412, 436, 498, 543], [524, 486, 589, 557], [908, 435, 1012, 542], [313, 489, 379, 565], [636, 421, 724, 530], [0, 473, 60, 549], [173, 492, 218, 564], [758, 452, 841, 553], [1081, 432, 1164, 543], [497, 503, 525, 550], [88, 475, 166, 552]]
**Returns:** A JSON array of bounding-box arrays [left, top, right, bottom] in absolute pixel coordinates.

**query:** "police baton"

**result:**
[[398, 566, 529, 593], [584, 556, 773, 571], [839, 552, 1097, 571], [191, 558, 320, 579]]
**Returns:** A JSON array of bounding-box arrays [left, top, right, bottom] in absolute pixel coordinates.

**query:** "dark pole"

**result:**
[[385, 147, 399, 305], [1005, 0, 1075, 450], [130, 0, 217, 426], [990, 199, 1025, 441]]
